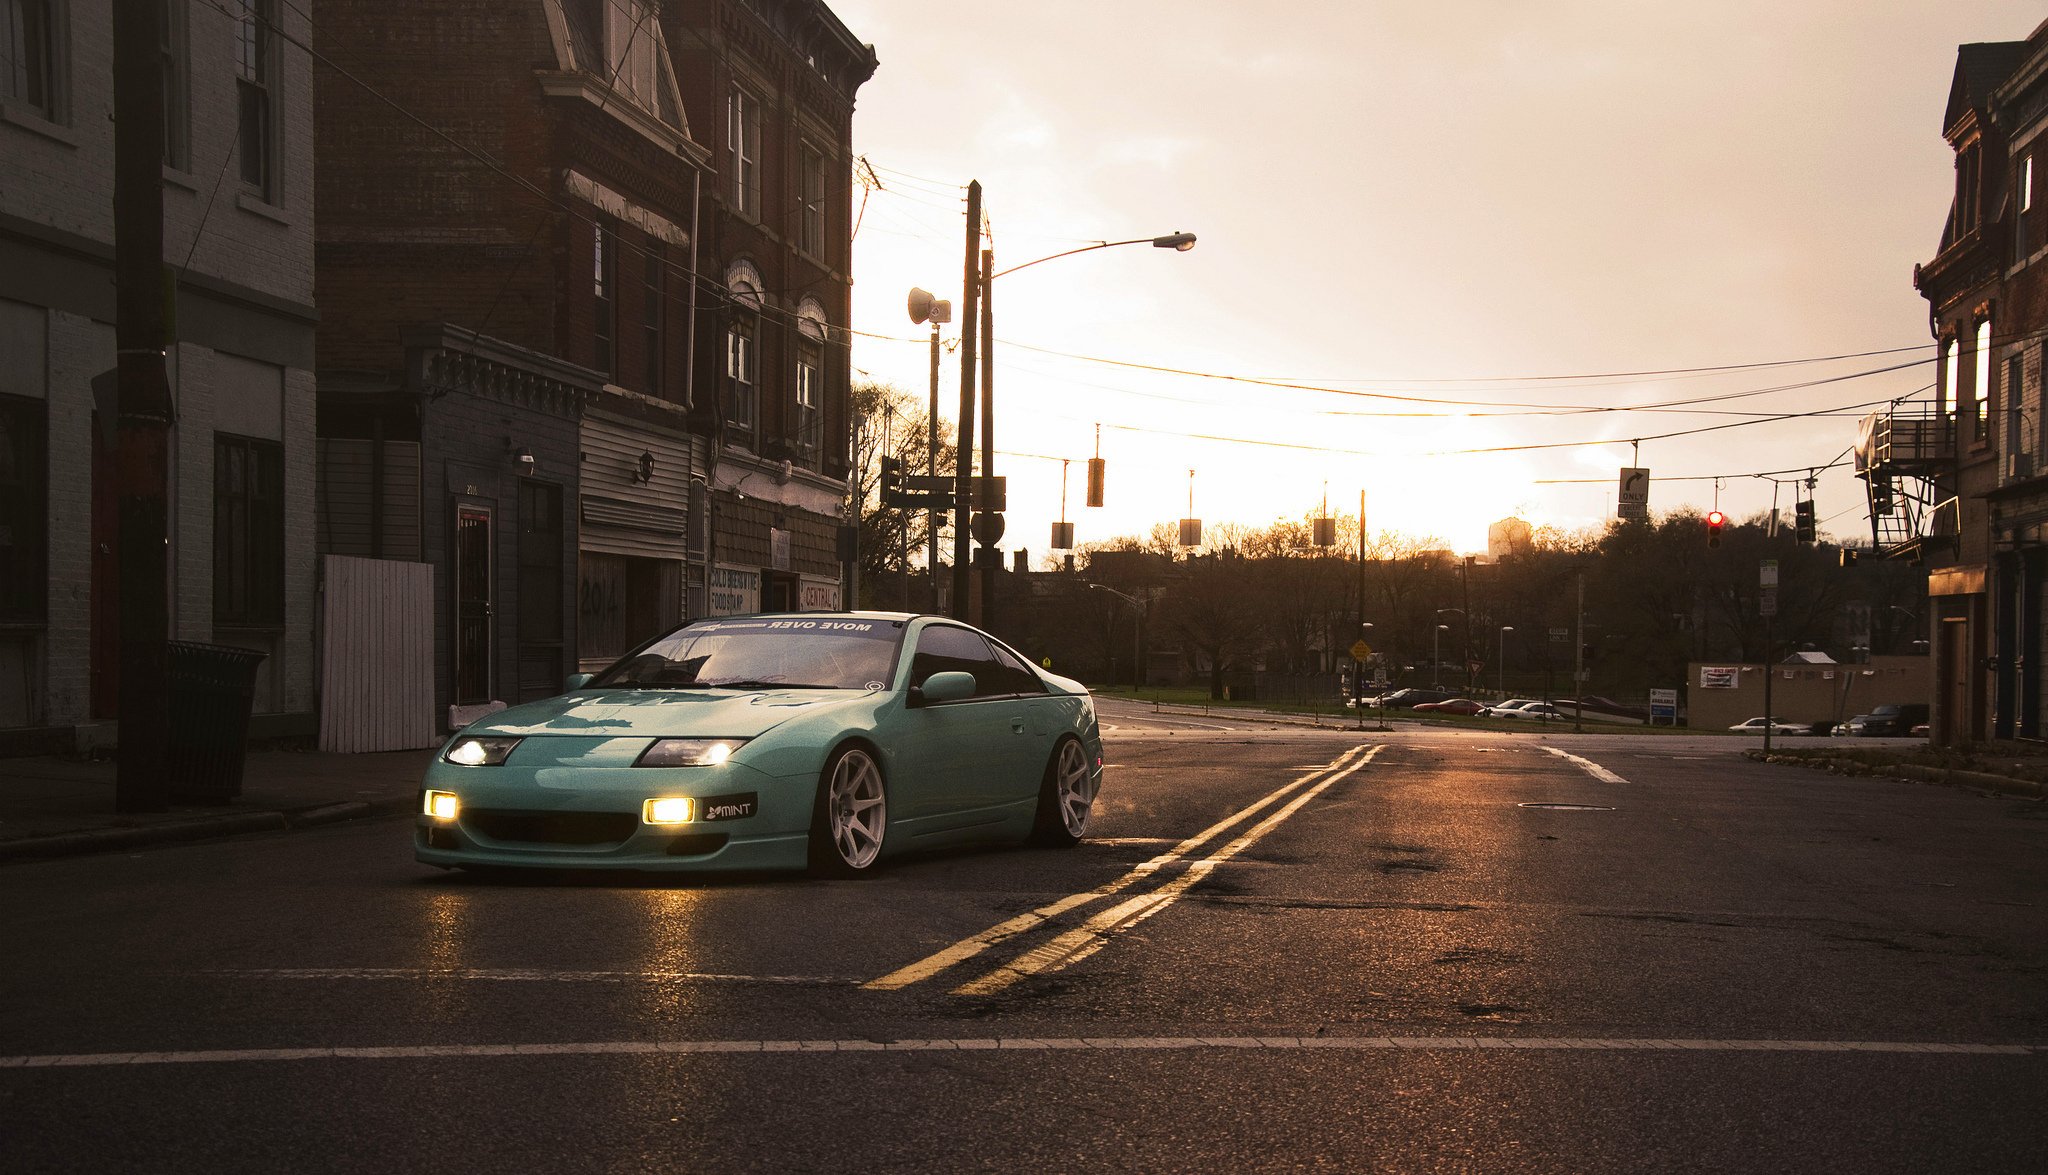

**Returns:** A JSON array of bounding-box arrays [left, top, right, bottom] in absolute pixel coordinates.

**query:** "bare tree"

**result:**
[[848, 381, 955, 608]]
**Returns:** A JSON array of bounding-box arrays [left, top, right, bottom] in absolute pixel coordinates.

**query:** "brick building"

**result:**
[[1863, 23, 2048, 744], [314, 0, 872, 734], [2, 0, 318, 748], [668, 0, 876, 617]]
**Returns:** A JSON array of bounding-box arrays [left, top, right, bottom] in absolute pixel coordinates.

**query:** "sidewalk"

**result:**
[[0, 747, 436, 863]]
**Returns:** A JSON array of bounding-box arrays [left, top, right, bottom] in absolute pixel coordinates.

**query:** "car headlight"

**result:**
[[636, 738, 748, 767], [423, 790, 460, 820], [444, 736, 522, 766]]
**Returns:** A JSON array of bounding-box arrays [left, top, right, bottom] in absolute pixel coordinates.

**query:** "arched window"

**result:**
[[795, 299, 828, 458], [724, 264, 765, 438]]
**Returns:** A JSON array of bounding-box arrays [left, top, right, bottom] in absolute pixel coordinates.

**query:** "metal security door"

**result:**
[[454, 505, 494, 704]]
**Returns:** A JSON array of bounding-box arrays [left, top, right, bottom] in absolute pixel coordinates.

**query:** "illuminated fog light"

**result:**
[[643, 797, 696, 825], [424, 791, 460, 821], [445, 736, 521, 766], [636, 738, 748, 767]]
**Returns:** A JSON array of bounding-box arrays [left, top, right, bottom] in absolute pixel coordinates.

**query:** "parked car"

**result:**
[[1484, 698, 1543, 717], [1833, 715, 1870, 737], [415, 612, 1103, 877], [1377, 688, 1458, 710], [1729, 717, 1806, 735], [1860, 703, 1929, 737], [1510, 703, 1565, 721], [1413, 697, 1488, 716]]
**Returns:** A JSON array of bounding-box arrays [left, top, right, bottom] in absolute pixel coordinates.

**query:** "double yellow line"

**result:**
[[867, 743, 1384, 996]]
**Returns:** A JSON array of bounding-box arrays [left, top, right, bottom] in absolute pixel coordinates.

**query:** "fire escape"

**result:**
[[1855, 407, 1958, 561]]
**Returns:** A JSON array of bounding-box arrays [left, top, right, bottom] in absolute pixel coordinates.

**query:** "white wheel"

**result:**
[[811, 746, 887, 874], [1032, 738, 1095, 846]]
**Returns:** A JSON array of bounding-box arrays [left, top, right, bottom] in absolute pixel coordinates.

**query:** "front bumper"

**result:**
[[414, 756, 812, 873]]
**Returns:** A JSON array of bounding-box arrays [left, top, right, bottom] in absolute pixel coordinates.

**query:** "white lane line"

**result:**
[[951, 746, 1388, 996], [196, 968, 857, 987], [863, 743, 1377, 992], [1543, 746, 1629, 784], [5, 1035, 2038, 1070]]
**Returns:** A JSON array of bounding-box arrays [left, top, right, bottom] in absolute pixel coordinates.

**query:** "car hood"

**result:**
[[462, 688, 877, 740]]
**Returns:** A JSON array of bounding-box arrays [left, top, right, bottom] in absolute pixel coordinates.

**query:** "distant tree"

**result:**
[[848, 381, 955, 608]]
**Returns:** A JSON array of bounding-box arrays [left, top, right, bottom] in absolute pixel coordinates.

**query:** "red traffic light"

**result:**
[[1706, 509, 1725, 547], [1706, 510, 1726, 526]]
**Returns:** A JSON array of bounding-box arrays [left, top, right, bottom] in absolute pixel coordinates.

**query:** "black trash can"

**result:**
[[165, 641, 268, 804]]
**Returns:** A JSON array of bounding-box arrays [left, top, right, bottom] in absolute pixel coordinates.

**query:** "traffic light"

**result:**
[[879, 455, 904, 506], [1794, 499, 1816, 544], [1706, 510, 1725, 547]]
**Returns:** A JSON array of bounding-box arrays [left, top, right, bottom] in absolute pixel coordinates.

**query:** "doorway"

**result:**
[[453, 505, 494, 704]]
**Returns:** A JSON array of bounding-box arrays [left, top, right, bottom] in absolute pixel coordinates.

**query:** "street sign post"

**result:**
[[1618, 467, 1650, 520]]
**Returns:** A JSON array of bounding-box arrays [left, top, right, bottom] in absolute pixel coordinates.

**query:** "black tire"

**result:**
[[1030, 736, 1095, 848], [808, 744, 889, 877]]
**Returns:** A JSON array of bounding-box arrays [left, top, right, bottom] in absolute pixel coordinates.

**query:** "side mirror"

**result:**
[[910, 670, 976, 706], [564, 673, 593, 693]]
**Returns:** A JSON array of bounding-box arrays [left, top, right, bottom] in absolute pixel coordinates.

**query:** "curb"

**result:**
[[1752, 751, 2047, 800], [0, 796, 417, 864]]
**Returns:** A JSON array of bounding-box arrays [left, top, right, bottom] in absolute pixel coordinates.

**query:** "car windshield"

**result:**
[[590, 616, 905, 690]]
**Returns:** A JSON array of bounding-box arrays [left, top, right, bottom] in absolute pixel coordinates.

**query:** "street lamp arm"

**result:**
[[991, 233, 1196, 280], [1087, 582, 1142, 608]]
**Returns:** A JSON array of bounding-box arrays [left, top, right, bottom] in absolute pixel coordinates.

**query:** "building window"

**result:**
[[2021, 155, 2037, 263], [0, 0, 58, 119], [236, 0, 277, 201], [214, 434, 283, 626], [1942, 338, 1958, 420], [1956, 142, 1983, 239], [729, 85, 760, 218], [1975, 318, 1992, 442], [800, 142, 827, 257], [725, 318, 756, 434], [2008, 353, 2025, 465], [642, 239, 663, 395], [0, 395, 47, 624], [593, 220, 614, 379], [795, 343, 821, 454]]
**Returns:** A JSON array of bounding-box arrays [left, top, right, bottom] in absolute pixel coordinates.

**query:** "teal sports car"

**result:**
[[416, 612, 1103, 876]]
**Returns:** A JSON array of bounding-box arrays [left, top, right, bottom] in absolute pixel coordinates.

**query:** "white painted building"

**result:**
[[0, 0, 316, 747]]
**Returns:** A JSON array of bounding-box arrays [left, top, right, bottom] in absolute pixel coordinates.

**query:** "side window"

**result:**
[[987, 641, 1044, 696], [909, 625, 1000, 696]]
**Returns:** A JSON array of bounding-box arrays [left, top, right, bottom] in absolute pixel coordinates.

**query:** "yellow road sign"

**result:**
[[1349, 640, 1372, 662]]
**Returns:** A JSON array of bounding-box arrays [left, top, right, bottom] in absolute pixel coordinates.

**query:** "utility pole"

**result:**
[[114, 0, 173, 812], [1354, 490, 1366, 723], [1573, 570, 1584, 733], [951, 182, 980, 619], [976, 246, 998, 630], [926, 319, 941, 614]]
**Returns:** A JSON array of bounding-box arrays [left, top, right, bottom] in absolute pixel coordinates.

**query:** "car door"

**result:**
[[891, 624, 1026, 827], [983, 637, 1058, 800]]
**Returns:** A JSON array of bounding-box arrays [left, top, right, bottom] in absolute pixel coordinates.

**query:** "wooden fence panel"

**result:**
[[319, 555, 437, 752]]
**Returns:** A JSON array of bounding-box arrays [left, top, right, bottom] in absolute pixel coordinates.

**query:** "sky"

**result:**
[[829, 1, 2047, 559]]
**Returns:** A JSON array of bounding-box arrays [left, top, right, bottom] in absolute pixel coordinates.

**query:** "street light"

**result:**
[[954, 209, 1198, 628], [1088, 583, 1145, 697], [990, 233, 1197, 280], [1433, 608, 1464, 689], [1497, 626, 1514, 700], [906, 288, 953, 613]]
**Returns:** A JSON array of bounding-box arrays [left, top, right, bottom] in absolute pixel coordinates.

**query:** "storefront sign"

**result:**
[[799, 577, 841, 611], [1698, 666, 1739, 689], [708, 564, 760, 616]]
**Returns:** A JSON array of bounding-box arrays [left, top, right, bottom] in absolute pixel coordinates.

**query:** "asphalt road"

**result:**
[[4, 716, 2045, 1173]]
